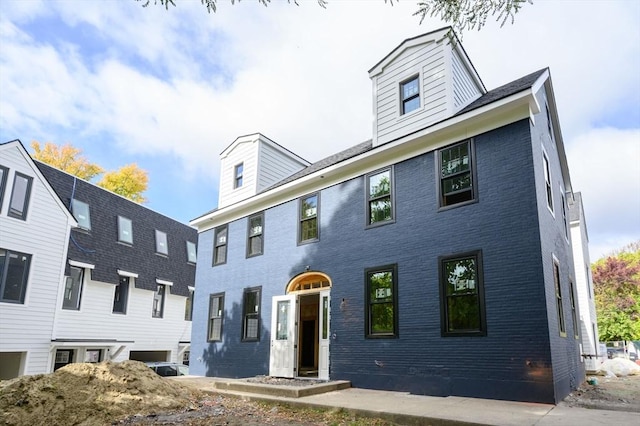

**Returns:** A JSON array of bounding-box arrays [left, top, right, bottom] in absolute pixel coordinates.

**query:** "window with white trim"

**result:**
[[400, 75, 420, 115], [234, 163, 244, 188]]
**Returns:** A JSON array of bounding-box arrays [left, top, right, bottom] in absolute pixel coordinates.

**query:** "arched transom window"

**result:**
[[286, 272, 332, 293]]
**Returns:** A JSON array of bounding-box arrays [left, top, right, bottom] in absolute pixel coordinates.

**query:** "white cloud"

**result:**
[[1, 0, 639, 256]]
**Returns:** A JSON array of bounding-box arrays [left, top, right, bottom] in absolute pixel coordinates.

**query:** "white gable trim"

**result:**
[[117, 269, 138, 278], [220, 133, 310, 166]]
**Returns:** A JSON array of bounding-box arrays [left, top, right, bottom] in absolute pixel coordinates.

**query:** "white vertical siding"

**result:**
[[451, 48, 482, 111], [218, 140, 258, 208], [374, 42, 448, 146], [256, 142, 306, 192], [0, 144, 73, 376]]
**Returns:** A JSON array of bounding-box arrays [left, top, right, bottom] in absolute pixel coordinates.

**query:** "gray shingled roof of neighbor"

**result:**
[[262, 68, 549, 193]]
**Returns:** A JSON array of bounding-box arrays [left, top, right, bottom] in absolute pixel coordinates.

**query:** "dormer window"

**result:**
[[234, 163, 244, 189], [401, 75, 420, 115], [71, 199, 91, 230]]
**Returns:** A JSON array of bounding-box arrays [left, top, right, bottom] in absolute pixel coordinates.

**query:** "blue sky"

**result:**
[[1, 0, 638, 261]]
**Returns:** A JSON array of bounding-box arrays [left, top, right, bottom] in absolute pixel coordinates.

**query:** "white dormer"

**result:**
[[369, 27, 486, 147], [218, 133, 310, 209]]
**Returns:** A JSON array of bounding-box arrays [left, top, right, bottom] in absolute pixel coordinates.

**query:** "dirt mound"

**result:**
[[0, 360, 200, 426]]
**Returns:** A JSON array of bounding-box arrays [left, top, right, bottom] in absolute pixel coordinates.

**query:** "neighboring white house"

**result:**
[[0, 140, 77, 378], [569, 192, 601, 371]]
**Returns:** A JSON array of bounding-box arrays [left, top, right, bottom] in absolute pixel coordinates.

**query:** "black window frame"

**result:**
[[234, 163, 244, 189], [553, 258, 566, 336], [246, 212, 264, 258], [152, 284, 166, 318], [213, 225, 228, 266], [71, 198, 91, 231], [365, 264, 399, 339], [560, 190, 569, 240], [569, 278, 579, 339], [400, 74, 420, 115], [241, 286, 261, 342], [113, 276, 130, 314], [298, 193, 319, 244], [207, 292, 225, 342], [438, 139, 477, 209], [439, 250, 486, 337], [62, 266, 84, 310], [117, 216, 133, 245], [545, 103, 554, 141], [0, 165, 8, 209], [365, 167, 395, 227], [8, 171, 33, 220], [185, 288, 194, 321], [155, 230, 168, 256], [0, 248, 32, 304], [543, 150, 554, 214]]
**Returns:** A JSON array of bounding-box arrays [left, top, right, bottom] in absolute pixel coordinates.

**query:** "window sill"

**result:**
[[365, 219, 395, 230], [438, 197, 478, 212], [297, 238, 319, 246], [117, 241, 133, 247]]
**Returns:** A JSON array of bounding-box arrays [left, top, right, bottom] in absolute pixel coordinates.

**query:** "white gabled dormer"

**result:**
[[369, 27, 486, 147], [218, 133, 310, 209]]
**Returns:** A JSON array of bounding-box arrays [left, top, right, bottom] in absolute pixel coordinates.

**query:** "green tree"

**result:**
[[136, 0, 531, 34], [592, 242, 640, 342], [31, 141, 149, 203]]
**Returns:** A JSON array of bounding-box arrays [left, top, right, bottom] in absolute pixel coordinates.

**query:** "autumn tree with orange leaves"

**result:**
[[31, 141, 148, 203]]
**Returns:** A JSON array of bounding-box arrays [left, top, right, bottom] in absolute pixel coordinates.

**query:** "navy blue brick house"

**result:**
[[189, 28, 586, 403]]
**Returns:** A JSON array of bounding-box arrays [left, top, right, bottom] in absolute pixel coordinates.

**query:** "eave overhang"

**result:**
[[192, 73, 549, 233]]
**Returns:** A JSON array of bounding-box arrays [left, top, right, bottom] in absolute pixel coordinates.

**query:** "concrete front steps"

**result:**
[[211, 378, 352, 398]]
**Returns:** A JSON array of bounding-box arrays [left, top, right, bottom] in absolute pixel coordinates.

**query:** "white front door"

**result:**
[[269, 294, 297, 377], [318, 290, 330, 380]]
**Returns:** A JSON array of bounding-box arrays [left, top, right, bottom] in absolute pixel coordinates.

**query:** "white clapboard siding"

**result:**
[[0, 143, 74, 376], [374, 41, 448, 146], [452, 48, 482, 111], [53, 278, 192, 363], [256, 141, 306, 192]]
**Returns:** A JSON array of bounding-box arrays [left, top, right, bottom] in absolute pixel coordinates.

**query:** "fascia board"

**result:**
[[192, 90, 536, 232]]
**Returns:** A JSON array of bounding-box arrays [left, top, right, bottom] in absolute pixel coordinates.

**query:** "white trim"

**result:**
[[188, 286, 195, 292], [117, 269, 138, 278], [156, 278, 173, 286], [69, 260, 95, 270]]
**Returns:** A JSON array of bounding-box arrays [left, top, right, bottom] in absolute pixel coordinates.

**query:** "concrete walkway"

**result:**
[[173, 377, 640, 426]]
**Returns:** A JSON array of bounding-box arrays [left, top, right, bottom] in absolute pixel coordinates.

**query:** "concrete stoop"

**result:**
[[212, 379, 352, 398]]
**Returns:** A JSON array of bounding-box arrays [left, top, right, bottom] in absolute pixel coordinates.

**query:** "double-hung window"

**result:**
[[553, 259, 566, 336], [155, 230, 168, 255], [247, 213, 264, 257], [234, 163, 244, 189], [113, 276, 130, 314], [400, 75, 420, 115], [213, 225, 228, 265], [560, 191, 569, 240], [569, 279, 579, 339], [71, 199, 91, 231], [0, 165, 8, 208], [185, 288, 194, 321], [365, 265, 398, 338], [62, 266, 84, 310], [118, 216, 133, 244], [152, 284, 166, 318], [0, 248, 32, 304], [8, 172, 33, 220], [439, 140, 476, 208], [366, 167, 394, 226], [439, 251, 486, 336], [543, 151, 554, 213], [242, 286, 261, 341], [299, 194, 319, 243], [208, 293, 224, 341]]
